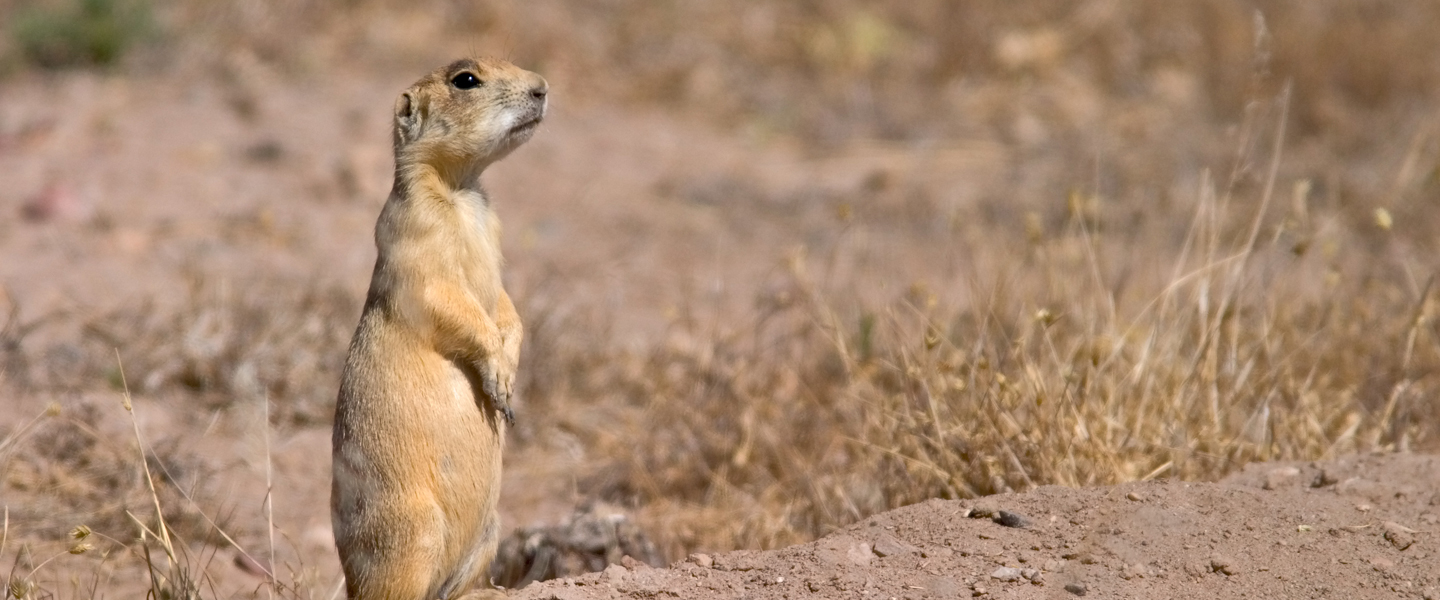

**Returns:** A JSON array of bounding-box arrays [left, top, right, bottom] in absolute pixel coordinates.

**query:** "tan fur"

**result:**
[[331, 57, 547, 600]]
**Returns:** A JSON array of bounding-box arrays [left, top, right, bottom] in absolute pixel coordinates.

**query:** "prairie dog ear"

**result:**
[[394, 91, 421, 145]]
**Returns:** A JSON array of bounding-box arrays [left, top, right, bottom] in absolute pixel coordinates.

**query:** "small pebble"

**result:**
[[1125, 492, 1144, 501], [1064, 582, 1087, 596], [994, 511, 1030, 528], [1120, 563, 1149, 580], [1383, 522, 1417, 551], [689, 553, 713, 568], [991, 567, 1023, 582], [873, 535, 920, 557], [1264, 467, 1301, 490], [1209, 553, 1237, 576]]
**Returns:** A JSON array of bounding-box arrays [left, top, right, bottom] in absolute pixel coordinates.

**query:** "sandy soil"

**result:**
[[1, 59, 1437, 599], [515, 453, 1440, 600]]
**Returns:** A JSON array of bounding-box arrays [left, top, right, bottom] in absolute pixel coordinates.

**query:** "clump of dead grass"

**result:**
[[82, 276, 357, 426], [0, 373, 319, 599], [554, 190, 1436, 555], [513, 90, 1440, 555], [0, 400, 232, 550]]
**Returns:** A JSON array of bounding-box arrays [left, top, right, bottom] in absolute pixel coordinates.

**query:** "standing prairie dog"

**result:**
[[331, 57, 547, 600]]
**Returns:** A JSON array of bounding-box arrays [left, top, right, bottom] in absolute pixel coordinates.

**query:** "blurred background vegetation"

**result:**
[[6, 1, 1440, 142]]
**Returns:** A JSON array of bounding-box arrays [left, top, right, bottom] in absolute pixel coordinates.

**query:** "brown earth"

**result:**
[[4, 3, 1440, 599], [515, 453, 1440, 600]]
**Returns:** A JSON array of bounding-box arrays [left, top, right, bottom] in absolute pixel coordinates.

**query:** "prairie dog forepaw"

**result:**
[[481, 359, 517, 426]]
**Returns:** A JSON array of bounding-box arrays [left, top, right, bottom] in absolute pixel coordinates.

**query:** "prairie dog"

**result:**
[[331, 57, 547, 600]]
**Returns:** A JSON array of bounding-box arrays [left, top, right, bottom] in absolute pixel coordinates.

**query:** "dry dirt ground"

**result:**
[[514, 453, 1440, 600], [2, 34, 1440, 600]]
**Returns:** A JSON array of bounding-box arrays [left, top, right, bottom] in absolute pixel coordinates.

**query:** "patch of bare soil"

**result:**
[[514, 453, 1440, 599]]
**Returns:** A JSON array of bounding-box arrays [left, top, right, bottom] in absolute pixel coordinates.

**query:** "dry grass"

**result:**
[[531, 122, 1440, 554], [4, 0, 1440, 596]]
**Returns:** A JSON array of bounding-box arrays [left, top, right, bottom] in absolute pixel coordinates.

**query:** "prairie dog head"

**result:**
[[392, 57, 548, 180]]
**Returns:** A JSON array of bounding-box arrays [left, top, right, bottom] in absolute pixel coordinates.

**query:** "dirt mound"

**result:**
[[514, 453, 1440, 599]]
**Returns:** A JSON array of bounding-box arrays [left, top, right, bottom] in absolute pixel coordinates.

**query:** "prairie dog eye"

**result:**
[[451, 72, 482, 89]]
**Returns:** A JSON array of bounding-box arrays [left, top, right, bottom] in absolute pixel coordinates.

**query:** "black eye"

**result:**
[[451, 72, 482, 89]]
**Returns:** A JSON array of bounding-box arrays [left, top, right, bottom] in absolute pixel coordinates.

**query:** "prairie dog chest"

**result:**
[[452, 190, 504, 303]]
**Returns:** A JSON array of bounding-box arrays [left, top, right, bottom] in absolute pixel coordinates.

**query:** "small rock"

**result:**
[[971, 583, 989, 596], [1064, 582, 1087, 596], [1021, 568, 1041, 582], [1311, 468, 1339, 488], [1120, 563, 1149, 580], [1125, 492, 1144, 502], [847, 543, 874, 566], [688, 553, 713, 568], [969, 506, 998, 519], [873, 535, 920, 558], [991, 567, 1023, 582], [602, 564, 627, 582], [994, 511, 1030, 528], [1042, 559, 1063, 572], [1383, 522, 1417, 551], [1209, 553, 1237, 576], [1264, 467, 1301, 490], [1370, 557, 1395, 572]]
